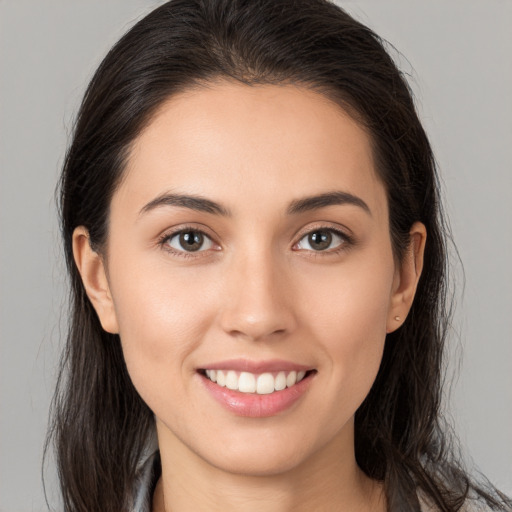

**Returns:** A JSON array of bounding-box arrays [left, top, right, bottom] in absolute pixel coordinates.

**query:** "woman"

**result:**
[[48, 0, 511, 511]]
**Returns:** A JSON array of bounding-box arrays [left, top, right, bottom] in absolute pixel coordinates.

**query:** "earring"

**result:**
[[394, 316, 400, 321]]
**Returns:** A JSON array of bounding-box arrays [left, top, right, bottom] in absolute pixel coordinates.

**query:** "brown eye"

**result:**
[[308, 230, 332, 251], [296, 229, 346, 252], [179, 231, 203, 251], [166, 230, 213, 253]]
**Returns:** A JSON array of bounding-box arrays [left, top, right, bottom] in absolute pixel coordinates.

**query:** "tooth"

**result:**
[[238, 372, 256, 393], [286, 371, 297, 388], [210, 369, 306, 392], [256, 373, 275, 394], [216, 370, 226, 387], [274, 371, 287, 391], [226, 370, 238, 390]]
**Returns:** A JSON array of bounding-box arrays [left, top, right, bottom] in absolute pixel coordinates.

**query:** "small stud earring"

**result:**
[[394, 316, 400, 321]]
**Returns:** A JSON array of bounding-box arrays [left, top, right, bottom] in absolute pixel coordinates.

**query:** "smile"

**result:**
[[204, 369, 308, 395], [198, 362, 316, 417]]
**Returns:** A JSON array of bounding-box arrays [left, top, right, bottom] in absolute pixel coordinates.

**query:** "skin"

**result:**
[[73, 82, 426, 512]]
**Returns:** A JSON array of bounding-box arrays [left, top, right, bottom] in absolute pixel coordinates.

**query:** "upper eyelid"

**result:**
[[298, 227, 347, 240], [157, 229, 220, 261], [157, 222, 353, 250], [293, 222, 353, 242], [157, 226, 218, 255], [294, 227, 349, 249], [165, 229, 213, 243], [159, 224, 217, 242]]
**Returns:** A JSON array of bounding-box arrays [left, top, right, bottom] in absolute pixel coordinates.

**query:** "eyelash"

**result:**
[[157, 225, 218, 259], [293, 226, 353, 257], [157, 225, 354, 259]]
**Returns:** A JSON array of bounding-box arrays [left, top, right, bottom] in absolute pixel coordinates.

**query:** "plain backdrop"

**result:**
[[0, 1, 511, 510]]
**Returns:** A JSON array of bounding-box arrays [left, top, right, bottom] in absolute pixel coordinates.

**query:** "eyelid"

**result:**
[[157, 224, 221, 256], [292, 223, 355, 253], [156, 222, 354, 258], [293, 222, 353, 243]]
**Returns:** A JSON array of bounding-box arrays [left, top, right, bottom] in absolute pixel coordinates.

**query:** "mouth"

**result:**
[[199, 368, 314, 395], [197, 362, 316, 417]]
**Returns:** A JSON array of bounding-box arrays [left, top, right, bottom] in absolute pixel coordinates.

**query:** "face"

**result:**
[[76, 82, 423, 477]]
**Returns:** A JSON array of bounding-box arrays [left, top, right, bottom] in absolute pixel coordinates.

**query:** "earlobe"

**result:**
[[72, 227, 119, 334], [386, 222, 426, 333]]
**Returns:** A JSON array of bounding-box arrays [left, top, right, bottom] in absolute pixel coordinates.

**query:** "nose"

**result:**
[[218, 249, 297, 342]]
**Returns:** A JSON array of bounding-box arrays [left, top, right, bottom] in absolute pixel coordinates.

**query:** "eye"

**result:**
[[295, 228, 347, 252], [165, 229, 214, 253]]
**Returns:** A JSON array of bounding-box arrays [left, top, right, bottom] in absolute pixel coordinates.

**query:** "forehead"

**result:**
[[116, 81, 387, 220]]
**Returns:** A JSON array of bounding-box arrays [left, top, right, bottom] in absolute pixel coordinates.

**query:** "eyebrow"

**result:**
[[139, 190, 371, 218], [287, 191, 371, 216], [139, 193, 231, 217]]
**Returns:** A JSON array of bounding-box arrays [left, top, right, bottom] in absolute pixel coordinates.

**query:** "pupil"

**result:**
[[309, 230, 331, 250], [180, 231, 203, 251]]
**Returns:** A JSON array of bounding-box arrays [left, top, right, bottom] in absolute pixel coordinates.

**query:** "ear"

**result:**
[[72, 226, 119, 334], [386, 222, 426, 333]]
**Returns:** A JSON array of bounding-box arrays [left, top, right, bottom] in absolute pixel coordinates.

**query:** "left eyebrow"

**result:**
[[287, 191, 372, 216]]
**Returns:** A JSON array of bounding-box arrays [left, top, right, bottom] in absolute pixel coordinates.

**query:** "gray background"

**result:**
[[1, 1, 510, 510]]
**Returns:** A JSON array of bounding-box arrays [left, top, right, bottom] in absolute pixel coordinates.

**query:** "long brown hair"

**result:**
[[47, 1, 512, 510]]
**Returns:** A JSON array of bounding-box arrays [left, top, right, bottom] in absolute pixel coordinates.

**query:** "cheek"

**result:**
[[107, 259, 219, 402], [297, 252, 394, 393]]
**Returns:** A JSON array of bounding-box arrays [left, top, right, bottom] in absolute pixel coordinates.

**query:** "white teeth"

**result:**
[[238, 372, 256, 393], [226, 370, 238, 390], [256, 373, 275, 394], [286, 371, 297, 388], [204, 369, 309, 394], [216, 370, 226, 387], [205, 369, 217, 382], [275, 371, 287, 391]]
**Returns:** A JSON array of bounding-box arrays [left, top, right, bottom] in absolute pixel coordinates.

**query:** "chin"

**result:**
[[191, 422, 328, 477], [206, 444, 310, 477]]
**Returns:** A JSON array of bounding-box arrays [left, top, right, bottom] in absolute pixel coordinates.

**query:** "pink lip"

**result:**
[[200, 358, 313, 374], [198, 363, 315, 418]]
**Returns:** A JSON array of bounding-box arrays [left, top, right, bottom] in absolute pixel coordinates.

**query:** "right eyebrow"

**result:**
[[139, 192, 232, 217]]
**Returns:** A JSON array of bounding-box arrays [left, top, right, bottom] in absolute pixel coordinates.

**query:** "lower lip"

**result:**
[[199, 372, 314, 418]]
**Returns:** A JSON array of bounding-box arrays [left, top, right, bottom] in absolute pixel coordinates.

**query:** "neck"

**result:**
[[153, 423, 386, 512]]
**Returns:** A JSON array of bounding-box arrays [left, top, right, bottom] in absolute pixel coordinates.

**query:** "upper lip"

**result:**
[[199, 359, 314, 373]]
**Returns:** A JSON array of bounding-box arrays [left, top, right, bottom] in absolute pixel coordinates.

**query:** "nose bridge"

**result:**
[[220, 240, 295, 341]]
